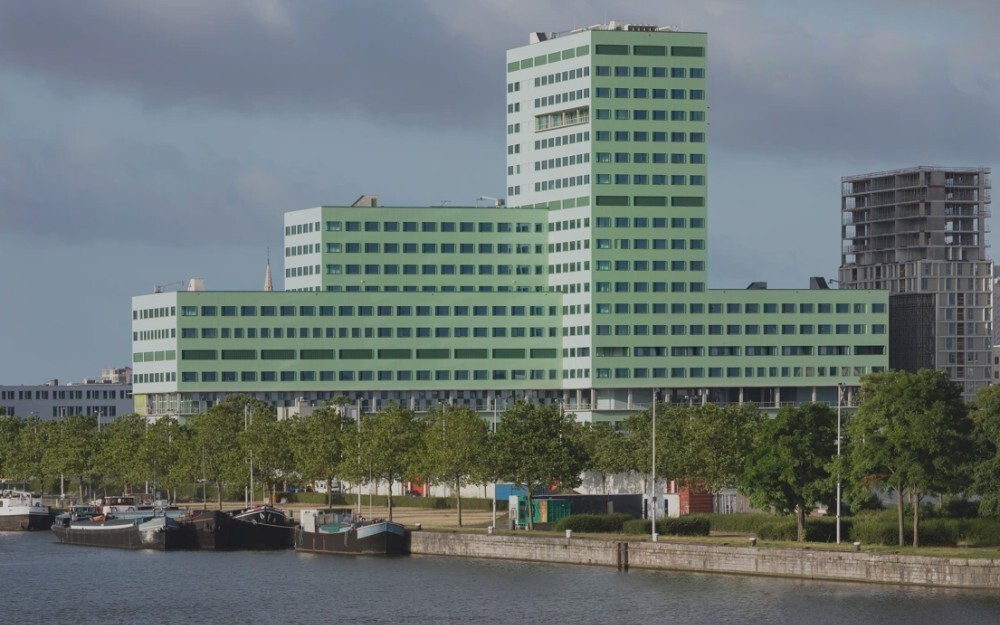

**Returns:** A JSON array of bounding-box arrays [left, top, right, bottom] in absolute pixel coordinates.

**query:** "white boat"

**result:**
[[0, 489, 53, 531]]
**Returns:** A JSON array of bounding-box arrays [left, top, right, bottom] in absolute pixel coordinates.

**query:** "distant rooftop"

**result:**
[[529, 20, 683, 44], [842, 165, 991, 183]]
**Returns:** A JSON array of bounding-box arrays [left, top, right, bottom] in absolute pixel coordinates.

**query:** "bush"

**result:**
[[940, 498, 980, 519], [690, 513, 775, 534], [957, 519, 1000, 546], [850, 512, 961, 546], [622, 517, 710, 536], [553, 513, 633, 533]]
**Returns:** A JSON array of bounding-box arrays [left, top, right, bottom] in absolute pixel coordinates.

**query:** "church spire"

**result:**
[[264, 248, 273, 292]]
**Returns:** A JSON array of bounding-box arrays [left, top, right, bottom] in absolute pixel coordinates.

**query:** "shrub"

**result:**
[[940, 498, 980, 519], [553, 513, 633, 533], [958, 519, 1000, 547], [622, 517, 710, 536]]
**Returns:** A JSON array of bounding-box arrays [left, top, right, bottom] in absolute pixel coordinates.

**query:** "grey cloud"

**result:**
[[0, 0, 500, 127], [0, 133, 283, 245], [703, 11, 1000, 164]]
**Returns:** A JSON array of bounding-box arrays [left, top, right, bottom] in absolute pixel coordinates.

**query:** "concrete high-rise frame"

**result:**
[[840, 166, 993, 400], [130, 22, 889, 420]]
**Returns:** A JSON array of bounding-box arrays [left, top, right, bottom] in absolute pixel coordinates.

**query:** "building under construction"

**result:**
[[839, 166, 993, 400]]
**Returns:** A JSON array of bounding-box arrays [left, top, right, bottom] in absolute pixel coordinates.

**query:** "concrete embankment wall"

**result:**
[[410, 532, 1000, 590]]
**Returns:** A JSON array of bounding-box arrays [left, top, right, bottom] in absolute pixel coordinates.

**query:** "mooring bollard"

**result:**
[[749, 537, 757, 547], [652, 533, 659, 543], [565, 529, 573, 541], [415, 523, 421, 532], [854, 541, 862, 552], [488, 525, 494, 536]]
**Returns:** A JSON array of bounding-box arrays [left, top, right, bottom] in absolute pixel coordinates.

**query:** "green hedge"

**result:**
[[553, 513, 633, 533], [622, 517, 710, 536], [850, 512, 959, 546]]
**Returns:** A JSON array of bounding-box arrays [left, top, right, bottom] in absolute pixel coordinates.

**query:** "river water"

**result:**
[[4, 530, 998, 624]]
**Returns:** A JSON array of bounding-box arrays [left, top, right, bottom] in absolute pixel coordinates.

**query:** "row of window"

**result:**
[[594, 44, 705, 58], [181, 347, 557, 361], [325, 285, 546, 293], [594, 87, 705, 100], [595, 173, 706, 186], [594, 109, 705, 122], [532, 65, 590, 87], [180, 326, 556, 340], [329, 242, 544, 254], [533, 131, 589, 151], [593, 323, 886, 335], [285, 221, 321, 236], [533, 88, 590, 110], [592, 259, 706, 271], [595, 282, 706, 293], [594, 238, 707, 250], [596, 216, 705, 228], [180, 304, 558, 318], [535, 151, 590, 170], [594, 130, 705, 143], [593, 365, 879, 380], [535, 174, 590, 192], [174, 369, 559, 383], [326, 264, 543, 276], [597, 152, 706, 166], [326, 221, 542, 233], [594, 65, 705, 79], [592, 301, 881, 314], [135, 306, 176, 320]]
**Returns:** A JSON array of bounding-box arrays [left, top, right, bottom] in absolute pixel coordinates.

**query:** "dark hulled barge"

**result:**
[[296, 509, 409, 556]]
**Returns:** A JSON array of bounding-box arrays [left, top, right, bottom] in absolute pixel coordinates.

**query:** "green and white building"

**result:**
[[131, 22, 888, 421]]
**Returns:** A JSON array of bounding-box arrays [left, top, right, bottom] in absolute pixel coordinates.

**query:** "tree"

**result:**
[[972, 385, 1000, 517], [494, 400, 586, 529], [674, 403, 762, 494], [95, 414, 150, 493], [420, 404, 488, 526], [140, 416, 186, 500], [581, 422, 630, 494], [0, 415, 23, 481], [742, 403, 837, 542], [44, 414, 98, 502], [361, 402, 423, 521], [848, 369, 972, 547], [238, 397, 287, 505], [188, 396, 252, 508], [292, 401, 353, 506]]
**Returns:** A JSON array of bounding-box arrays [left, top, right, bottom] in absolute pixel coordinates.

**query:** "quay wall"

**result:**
[[409, 532, 1000, 590]]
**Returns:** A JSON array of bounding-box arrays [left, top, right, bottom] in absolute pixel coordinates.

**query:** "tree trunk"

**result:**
[[896, 483, 905, 546], [912, 489, 921, 548], [387, 479, 393, 522], [216, 483, 223, 510], [327, 478, 332, 507], [526, 490, 533, 530], [601, 473, 607, 495], [456, 477, 463, 527], [795, 504, 806, 542]]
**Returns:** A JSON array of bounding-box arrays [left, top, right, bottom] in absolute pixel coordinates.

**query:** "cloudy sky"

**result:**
[[1, 0, 997, 384]]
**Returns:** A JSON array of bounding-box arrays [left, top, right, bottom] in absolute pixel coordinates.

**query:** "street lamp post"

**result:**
[[651, 390, 658, 542], [836, 382, 844, 545], [244, 403, 253, 509], [491, 393, 500, 532]]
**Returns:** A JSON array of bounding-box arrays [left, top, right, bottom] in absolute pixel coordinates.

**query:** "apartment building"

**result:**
[[840, 166, 992, 400]]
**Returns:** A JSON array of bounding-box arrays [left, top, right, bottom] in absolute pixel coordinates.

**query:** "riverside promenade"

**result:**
[[223, 501, 1000, 590]]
